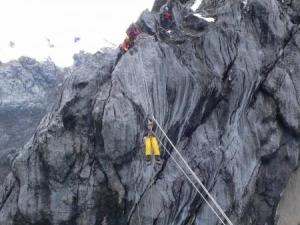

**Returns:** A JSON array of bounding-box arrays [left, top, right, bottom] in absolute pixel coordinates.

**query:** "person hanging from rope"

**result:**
[[144, 117, 161, 165]]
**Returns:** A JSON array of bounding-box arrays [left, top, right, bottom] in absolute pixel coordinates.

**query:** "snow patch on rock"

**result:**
[[191, 0, 215, 23], [194, 13, 215, 22], [191, 0, 203, 11]]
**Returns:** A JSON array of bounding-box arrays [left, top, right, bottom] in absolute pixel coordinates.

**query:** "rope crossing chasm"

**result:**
[[152, 116, 234, 225]]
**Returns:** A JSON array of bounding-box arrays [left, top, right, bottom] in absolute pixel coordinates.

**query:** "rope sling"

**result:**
[[153, 117, 233, 225]]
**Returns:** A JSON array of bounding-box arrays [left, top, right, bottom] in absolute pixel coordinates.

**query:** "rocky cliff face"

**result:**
[[0, 57, 62, 182], [1, 0, 300, 225]]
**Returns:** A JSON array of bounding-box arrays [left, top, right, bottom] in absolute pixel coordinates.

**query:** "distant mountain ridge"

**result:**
[[0, 57, 63, 182]]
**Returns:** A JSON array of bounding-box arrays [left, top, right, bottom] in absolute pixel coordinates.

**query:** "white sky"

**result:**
[[0, 0, 154, 67]]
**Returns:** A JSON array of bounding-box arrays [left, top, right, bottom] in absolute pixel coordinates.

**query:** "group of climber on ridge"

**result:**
[[119, 4, 173, 54], [119, 23, 141, 53], [117, 4, 174, 165]]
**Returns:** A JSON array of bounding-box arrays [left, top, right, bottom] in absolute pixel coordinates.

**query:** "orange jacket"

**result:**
[[120, 37, 129, 51], [120, 36, 131, 51]]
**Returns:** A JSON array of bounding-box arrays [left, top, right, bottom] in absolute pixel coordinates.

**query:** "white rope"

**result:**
[[137, 48, 153, 117], [151, 163, 155, 225], [155, 135, 226, 225], [135, 182, 142, 225], [152, 117, 234, 225], [137, 45, 154, 224]]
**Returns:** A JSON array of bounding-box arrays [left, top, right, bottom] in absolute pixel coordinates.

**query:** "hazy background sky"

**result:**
[[0, 0, 154, 66]]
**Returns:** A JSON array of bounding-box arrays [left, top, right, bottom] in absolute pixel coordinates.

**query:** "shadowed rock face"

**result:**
[[0, 57, 62, 182], [0, 0, 300, 225]]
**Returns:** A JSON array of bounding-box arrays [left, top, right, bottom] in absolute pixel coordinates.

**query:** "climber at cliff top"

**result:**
[[144, 118, 161, 165], [119, 23, 141, 52], [160, 5, 173, 30]]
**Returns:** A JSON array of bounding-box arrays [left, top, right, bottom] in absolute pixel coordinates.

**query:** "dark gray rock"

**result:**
[[1, 0, 300, 225]]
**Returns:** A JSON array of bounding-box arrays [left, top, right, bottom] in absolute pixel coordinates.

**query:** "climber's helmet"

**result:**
[[146, 118, 154, 131]]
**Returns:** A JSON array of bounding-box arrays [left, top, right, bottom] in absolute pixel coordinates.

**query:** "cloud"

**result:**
[[0, 0, 154, 66]]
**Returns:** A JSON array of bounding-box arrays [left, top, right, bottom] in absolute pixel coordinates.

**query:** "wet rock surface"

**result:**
[[0, 57, 62, 182], [1, 0, 300, 225]]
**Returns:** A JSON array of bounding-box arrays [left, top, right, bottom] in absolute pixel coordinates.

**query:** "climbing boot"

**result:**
[[146, 155, 151, 165], [155, 155, 162, 165]]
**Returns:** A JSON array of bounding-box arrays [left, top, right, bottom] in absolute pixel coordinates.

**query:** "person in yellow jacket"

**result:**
[[144, 118, 161, 165]]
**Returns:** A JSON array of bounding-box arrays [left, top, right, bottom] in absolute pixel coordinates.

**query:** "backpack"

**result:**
[[126, 24, 140, 39], [163, 11, 172, 20]]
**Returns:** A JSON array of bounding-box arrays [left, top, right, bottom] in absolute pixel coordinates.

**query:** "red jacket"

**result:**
[[163, 11, 172, 20], [126, 24, 141, 40]]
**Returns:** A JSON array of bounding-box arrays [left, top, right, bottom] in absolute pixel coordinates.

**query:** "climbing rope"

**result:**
[[137, 46, 153, 117], [140, 44, 155, 224], [134, 181, 142, 225], [154, 134, 227, 225], [151, 163, 155, 225], [152, 117, 234, 225], [137, 39, 233, 225]]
